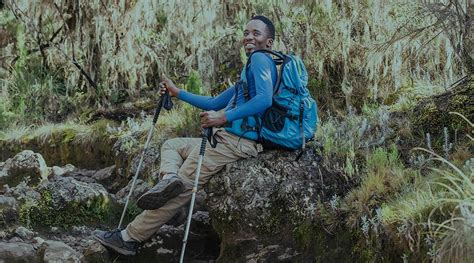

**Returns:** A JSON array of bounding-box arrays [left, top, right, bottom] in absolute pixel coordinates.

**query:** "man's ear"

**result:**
[[266, 38, 274, 48]]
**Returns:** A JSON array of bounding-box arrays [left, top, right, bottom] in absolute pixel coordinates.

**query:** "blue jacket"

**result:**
[[178, 53, 277, 123]]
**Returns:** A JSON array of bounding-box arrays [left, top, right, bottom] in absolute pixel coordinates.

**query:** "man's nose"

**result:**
[[244, 33, 253, 41]]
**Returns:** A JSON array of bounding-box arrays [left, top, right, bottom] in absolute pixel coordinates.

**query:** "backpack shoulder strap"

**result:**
[[246, 49, 290, 95]]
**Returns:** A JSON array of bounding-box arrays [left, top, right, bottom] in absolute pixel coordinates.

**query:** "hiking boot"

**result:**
[[137, 174, 185, 210], [94, 229, 138, 256]]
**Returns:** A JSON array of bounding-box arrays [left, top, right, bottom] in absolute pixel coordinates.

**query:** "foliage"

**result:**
[[0, 0, 469, 128], [0, 1, 472, 261]]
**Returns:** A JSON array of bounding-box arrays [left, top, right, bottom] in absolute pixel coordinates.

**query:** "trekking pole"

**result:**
[[118, 91, 172, 229], [179, 128, 212, 263]]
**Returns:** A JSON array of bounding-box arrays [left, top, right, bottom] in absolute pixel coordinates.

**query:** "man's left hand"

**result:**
[[200, 111, 227, 128]]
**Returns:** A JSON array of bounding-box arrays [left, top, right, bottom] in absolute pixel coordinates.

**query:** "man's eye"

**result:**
[[243, 32, 249, 36], [254, 31, 261, 36]]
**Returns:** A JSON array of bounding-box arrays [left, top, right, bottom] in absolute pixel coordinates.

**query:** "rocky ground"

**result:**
[[0, 150, 220, 262]]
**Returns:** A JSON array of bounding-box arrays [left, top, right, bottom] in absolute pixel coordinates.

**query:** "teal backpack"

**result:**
[[226, 50, 318, 150]]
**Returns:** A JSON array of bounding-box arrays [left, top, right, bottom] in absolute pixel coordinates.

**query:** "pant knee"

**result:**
[[161, 138, 180, 152]]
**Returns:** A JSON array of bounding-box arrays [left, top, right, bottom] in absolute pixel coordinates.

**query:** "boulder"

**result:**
[[0, 150, 49, 187], [19, 176, 115, 228], [0, 242, 36, 262], [205, 147, 351, 262], [38, 176, 110, 208], [40, 240, 82, 263]]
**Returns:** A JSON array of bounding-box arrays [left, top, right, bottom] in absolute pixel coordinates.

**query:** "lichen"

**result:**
[[18, 188, 115, 229]]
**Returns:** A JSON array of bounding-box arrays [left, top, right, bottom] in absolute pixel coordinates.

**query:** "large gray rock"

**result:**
[[19, 176, 115, 228], [0, 150, 49, 187], [0, 242, 36, 262], [205, 147, 349, 262], [41, 240, 82, 263], [38, 176, 111, 209]]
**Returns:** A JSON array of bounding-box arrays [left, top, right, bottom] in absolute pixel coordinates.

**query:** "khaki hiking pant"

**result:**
[[126, 128, 258, 242]]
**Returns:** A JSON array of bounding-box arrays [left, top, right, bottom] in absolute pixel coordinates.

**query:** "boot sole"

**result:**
[[94, 235, 136, 256], [136, 180, 184, 210]]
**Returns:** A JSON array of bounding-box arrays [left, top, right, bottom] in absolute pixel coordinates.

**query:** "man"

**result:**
[[95, 15, 277, 256]]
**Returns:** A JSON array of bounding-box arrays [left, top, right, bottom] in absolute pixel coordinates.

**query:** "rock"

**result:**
[[412, 81, 473, 138], [50, 227, 60, 234], [83, 240, 110, 262], [92, 165, 115, 182], [7, 181, 41, 202], [0, 195, 18, 227], [41, 240, 82, 263], [0, 150, 49, 187], [50, 164, 76, 177], [190, 211, 211, 234], [129, 145, 161, 177], [0, 242, 36, 262], [135, 222, 220, 262], [244, 245, 299, 262], [14, 226, 34, 240], [71, 226, 88, 236], [20, 176, 114, 228], [0, 195, 17, 209], [39, 176, 110, 209], [115, 178, 150, 205], [8, 237, 23, 242], [205, 147, 349, 262], [33, 236, 45, 246], [113, 139, 163, 188], [0, 184, 9, 194]]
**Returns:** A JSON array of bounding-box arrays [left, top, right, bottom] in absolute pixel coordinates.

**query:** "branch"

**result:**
[[37, 14, 48, 69], [6, 0, 99, 90]]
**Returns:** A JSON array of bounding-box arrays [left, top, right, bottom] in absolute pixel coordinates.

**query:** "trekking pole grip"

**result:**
[[152, 91, 172, 124], [199, 130, 208, 156]]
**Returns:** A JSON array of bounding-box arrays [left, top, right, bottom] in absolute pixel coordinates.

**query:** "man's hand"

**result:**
[[159, 74, 180, 97], [200, 111, 227, 128]]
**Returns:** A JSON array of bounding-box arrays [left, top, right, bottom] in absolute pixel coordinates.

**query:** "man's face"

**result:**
[[243, 19, 273, 56]]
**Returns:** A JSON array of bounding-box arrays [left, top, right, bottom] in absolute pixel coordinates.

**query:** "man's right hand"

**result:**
[[159, 74, 180, 97]]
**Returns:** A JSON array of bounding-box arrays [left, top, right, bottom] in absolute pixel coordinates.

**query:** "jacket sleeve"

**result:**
[[178, 85, 235, 111], [225, 53, 273, 122]]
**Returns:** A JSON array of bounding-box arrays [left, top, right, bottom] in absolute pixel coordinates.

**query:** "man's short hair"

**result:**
[[251, 15, 275, 40]]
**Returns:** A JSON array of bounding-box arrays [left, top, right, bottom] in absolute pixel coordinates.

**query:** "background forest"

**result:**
[[0, 0, 472, 262]]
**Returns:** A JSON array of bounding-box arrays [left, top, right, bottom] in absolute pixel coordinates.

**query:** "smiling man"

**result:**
[[94, 15, 277, 256]]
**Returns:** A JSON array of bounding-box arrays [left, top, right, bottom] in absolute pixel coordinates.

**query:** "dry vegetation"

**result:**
[[0, 0, 472, 262]]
